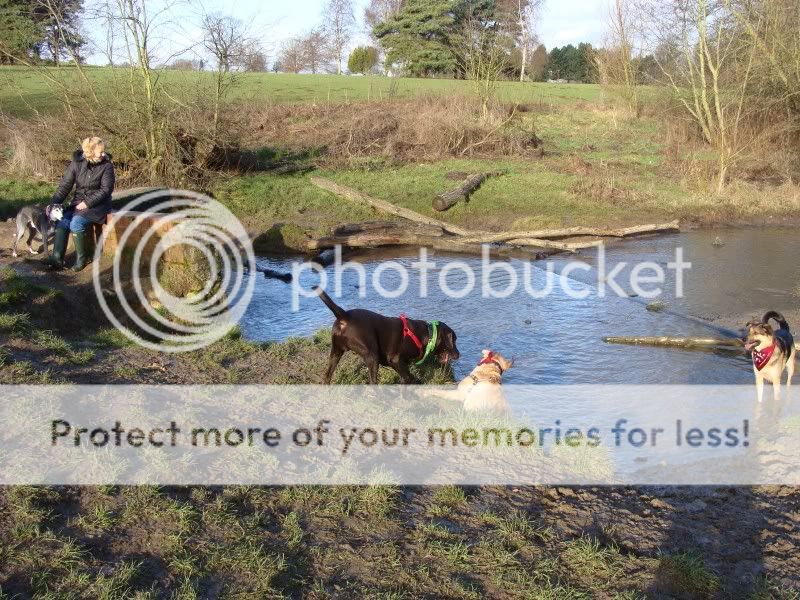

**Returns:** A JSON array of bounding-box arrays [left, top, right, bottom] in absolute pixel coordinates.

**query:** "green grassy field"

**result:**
[[0, 65, 601, 117]]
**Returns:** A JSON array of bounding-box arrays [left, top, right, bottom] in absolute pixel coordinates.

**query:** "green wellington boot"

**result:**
[[71, 232, 88, 272], [46, 227, 68, 269]]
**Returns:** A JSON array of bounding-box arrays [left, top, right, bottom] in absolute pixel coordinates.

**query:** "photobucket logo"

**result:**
[[291, 244, 691, 309], [93, 190, 256, 352]]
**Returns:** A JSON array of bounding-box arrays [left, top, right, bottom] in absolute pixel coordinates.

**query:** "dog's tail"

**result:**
[[314, 286, 347, 320], [763, 311, 790, 331]]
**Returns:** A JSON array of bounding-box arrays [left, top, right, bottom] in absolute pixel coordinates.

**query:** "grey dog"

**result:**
[[11, 204, 64, 258]]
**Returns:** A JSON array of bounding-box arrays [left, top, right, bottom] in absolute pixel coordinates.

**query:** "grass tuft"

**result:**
[[656, 551, 720, 597]]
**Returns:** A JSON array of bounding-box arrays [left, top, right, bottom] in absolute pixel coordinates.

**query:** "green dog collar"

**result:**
[[415, 321, 439, 365]]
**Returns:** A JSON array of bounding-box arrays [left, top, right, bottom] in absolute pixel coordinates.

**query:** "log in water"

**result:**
[[604, 336, 743, 349]]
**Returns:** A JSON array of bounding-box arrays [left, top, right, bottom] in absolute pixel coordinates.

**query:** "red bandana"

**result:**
[[752, 344, 776, 371], [477, 352, 504, 372], [478, 351, 496, 366]]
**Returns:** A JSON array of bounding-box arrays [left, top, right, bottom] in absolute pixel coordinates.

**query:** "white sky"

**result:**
[[84, 0, 609, 65]]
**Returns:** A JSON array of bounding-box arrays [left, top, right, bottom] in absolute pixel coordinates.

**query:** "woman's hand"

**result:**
[[75, 201, 88, 211]]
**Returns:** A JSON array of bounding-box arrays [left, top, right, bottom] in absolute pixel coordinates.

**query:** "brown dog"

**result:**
[[744, 311, 796, 402], [315, 287, 460, 384]]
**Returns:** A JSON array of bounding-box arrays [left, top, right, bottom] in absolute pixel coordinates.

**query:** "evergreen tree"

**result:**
[[0, 0, 84, 64], [0, 0, 40, 63], [374, 0, 458, 76], [348, 46, 379, 74]]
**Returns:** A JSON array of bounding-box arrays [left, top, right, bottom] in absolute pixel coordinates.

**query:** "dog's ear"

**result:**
[[481, 349, 491, 357]]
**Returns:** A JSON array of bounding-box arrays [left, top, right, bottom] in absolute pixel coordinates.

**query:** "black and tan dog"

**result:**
[[314, 287, 459, 384], [744, 311, 796, 402]]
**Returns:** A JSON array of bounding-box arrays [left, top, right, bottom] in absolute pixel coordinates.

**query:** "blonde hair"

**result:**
[[81, 136, 106, 163]]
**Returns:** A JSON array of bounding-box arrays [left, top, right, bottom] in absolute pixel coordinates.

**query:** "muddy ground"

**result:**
[[0, 221, 799, 598]]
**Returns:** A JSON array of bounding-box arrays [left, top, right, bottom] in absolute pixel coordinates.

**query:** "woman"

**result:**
[[47, 136, 115, 272]]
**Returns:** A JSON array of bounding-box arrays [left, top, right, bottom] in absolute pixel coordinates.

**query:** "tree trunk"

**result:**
[[604, 336, 743, 349], [432, 171, 503, 212], [307, 231, 512, 257], [459, 221, 680, 244], [309, 176, 472, 236]]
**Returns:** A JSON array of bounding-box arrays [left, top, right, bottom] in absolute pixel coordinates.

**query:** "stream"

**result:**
[[242, 227, 799, 386]]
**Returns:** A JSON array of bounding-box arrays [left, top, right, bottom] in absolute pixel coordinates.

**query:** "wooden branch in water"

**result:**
[[432, 171, 504, 212], [253, 266, 292, 282], [309, 176, 471, 236], [306, 231, 510, 256], [461, 221, 681, 244], [604, 336, 744, 349]]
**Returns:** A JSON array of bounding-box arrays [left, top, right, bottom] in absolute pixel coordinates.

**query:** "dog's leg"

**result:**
[[773, 379, 782, 402], [391, 359, 416, 385], [323, 346, 344, 385], [12, 229, 22, 258], [787, 354, 795, 388], [366, 358, 379, 384], [25, 222, 39, 254], [755, 373, 764, 403]]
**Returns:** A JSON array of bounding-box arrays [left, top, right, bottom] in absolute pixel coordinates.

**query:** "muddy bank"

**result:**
[[2, 225, 799, 597]]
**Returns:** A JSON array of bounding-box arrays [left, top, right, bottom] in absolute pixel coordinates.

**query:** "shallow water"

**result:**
[[241, 228, 800, 386]]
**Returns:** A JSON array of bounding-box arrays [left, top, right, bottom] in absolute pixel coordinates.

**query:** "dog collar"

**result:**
[[400, 314, 439, 365], [477, 351, 504, 373], [416, 321, 439, 365], [752, 344, 776, 371]]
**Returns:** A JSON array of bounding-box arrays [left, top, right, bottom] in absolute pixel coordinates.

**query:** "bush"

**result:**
[[239, 95, 543, 166], [347, 46, 379, 75]]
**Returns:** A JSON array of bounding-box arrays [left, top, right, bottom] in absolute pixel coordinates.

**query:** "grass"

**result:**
[[656, 551, 721, 597], [203, 98, 753, 241], [0, 66, 602, 117], [0, 179, 54, 220], [0, 266, 50, 308]]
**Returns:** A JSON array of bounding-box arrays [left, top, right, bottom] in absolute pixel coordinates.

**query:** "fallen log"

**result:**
[[306, 232, 517, 257], [460, 220, 680, 244], [433, 171, 504, 212], [604, 336, 743, 349], [308, 177, 680, 258], [310, 176, 471, 236], [508, 238, 604, 252], [333, 221, 444, 238]]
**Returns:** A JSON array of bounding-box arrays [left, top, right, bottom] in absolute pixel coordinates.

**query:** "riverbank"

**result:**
[[1, 266, 799, 597], [4, 92, 800, 254]]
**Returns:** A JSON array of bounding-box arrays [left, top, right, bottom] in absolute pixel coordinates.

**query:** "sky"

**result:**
[[84, 0, 608, 65]]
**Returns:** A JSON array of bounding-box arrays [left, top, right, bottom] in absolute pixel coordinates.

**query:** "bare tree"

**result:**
[[363, 0, 403, 39], [201, 14, 249, 134], [300, 28, 329, 74], [724, 0, 800, 114], [278, 37, 305, 73], [242, 48, 268, 72], [516, 0, 543, 81], [323, 0, 354, 74], [454, 11, 512, 121], [642, 0, 757, 192], [595, 0, 642, 116]]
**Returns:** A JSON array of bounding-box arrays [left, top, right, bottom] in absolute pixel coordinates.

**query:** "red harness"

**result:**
[[477, 351, 505, 373], [399, 314, 423, 357], [752, 344, 776, 371]]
